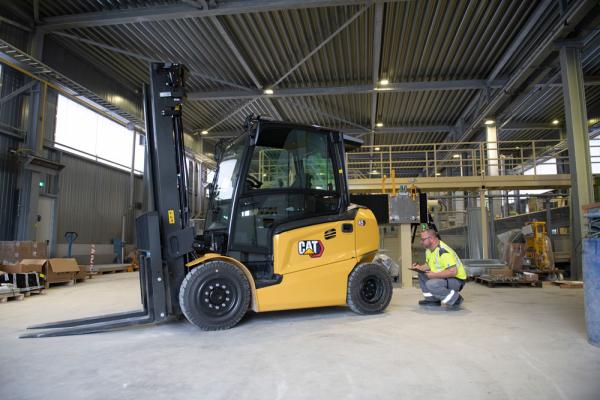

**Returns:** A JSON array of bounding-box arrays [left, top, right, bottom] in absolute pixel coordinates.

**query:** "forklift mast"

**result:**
[[21, 63, 195, 337], [141, 63, 195, 316]]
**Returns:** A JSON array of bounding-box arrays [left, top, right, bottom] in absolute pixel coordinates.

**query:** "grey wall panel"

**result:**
[[0, 64, 28, 135], [0, 133, 19, 240], [0, 22, 29, 52], [43, 38, 142, 121], [57, 153, 143, 244]]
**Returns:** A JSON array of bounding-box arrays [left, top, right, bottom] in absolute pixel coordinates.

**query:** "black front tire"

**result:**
[[347, 263, 393, 314], [179, 260, 251, 330]]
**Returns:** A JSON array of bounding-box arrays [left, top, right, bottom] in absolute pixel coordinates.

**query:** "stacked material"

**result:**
[[584, 205, 600, 238]]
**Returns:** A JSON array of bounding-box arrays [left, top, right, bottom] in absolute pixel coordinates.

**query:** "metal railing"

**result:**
[[345, 138, 597, 180]]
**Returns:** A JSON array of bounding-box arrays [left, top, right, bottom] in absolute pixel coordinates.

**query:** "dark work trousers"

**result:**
[[418, 272, 465, 305]]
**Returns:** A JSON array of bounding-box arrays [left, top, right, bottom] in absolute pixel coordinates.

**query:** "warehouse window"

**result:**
[[54, 95, 144, 173]]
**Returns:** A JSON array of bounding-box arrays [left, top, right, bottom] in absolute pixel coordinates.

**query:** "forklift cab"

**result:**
[[204, 119, 352, 281]]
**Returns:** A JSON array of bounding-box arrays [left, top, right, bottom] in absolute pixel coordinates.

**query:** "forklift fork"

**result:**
[[20, 213, 170, 338]]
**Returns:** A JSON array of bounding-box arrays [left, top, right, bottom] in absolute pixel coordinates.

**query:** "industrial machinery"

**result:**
[[523, 221, 554, 270], [22, 63, 396, 337]]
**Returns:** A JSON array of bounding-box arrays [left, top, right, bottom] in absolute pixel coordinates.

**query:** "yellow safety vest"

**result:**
[[425, 241, 467, 280]]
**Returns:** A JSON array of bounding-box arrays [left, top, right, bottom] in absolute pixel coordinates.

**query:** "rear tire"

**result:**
[[347, 263, 393, 314], [179, 260, 251, 330]]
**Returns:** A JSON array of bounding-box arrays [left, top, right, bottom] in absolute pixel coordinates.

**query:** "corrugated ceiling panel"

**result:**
[[38, 0, 179, 18], [381, 0, 539, 81], [222, 5, 370, 88], [378, 90, 477, 125]]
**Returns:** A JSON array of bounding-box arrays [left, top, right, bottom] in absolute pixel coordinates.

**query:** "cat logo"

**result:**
[[298, 240, 324, 258]]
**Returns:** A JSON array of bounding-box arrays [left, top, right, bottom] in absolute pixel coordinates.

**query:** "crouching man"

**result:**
[[412, 229, 466, 310]]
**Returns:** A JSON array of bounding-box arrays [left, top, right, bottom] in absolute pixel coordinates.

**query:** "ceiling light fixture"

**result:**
[[379, 79, 389, 85], [552, 119, 559, 125], [376, 122, 384, 127], [484, 119, 495, 125], [263, 89, 274, 95], [201, 130, 208, 135], [453, 154, 460, 158], [374, 147, 381, 151]]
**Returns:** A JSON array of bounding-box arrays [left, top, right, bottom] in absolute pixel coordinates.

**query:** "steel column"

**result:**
[[559, 44, 593, 280], [399, 223, 412, 288], [480, 190, 489, 259]]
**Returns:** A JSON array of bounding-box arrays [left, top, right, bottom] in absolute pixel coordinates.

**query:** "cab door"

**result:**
[[229, 125, 343, 266]]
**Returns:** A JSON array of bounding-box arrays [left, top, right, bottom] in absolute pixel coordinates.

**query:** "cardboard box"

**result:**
[[509, 243, 526, 271], [1, 259, 48, 274], [45, 258, 80, 287], [0, 241, 47, 264]]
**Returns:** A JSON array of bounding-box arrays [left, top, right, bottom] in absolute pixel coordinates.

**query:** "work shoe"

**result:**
[[418, 299, 441, 306], [446, 295, 464, 310]]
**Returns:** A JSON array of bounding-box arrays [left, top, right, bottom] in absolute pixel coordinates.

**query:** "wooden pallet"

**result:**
[[0, 291, 25, 302], [551, 280, 583, 289], [94, 268, 128, 275], [522, 269, 565, 280], [22, 288, 47, 297], [475, 276, 542, 288], [46, 279, 75, 288]]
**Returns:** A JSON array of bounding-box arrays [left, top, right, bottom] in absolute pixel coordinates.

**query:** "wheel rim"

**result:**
[[360, 275, 384, 304], [195, 278, 239, 317]]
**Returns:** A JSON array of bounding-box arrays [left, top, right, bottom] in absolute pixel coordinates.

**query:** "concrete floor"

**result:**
[[1, 272, 599, 400]]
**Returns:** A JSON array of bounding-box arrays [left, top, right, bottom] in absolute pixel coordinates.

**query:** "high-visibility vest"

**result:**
[[425, 241, 467, 280]]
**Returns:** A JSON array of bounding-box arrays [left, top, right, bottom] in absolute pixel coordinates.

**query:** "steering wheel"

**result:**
[[246, 175, 263, 189]]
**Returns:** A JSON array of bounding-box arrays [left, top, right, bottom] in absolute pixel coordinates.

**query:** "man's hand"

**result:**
[[411, 263, 429, 272]]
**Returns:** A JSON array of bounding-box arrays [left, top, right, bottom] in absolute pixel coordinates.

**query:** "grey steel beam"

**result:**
[[539, 76, 600, 87], [200, 6, 368, 132], [502, 122, 560, 130], [33, 0, 40, 24], [0, 16, 32, 31], [488, 0, 553, 83], [206, 98, 259, 132], [559, 44, 593, 280], [0, 38, 143, 127], [188, 80, 506, 100], [450, 0, 595, 145], [38, 1, 400, 32], [210, 17, 262, 90], [370, 2, 384, 149], [0, 80, 36, 105], [275, 98, 371, 132], [49, 31, 253, 91], [271, 6, 367, 87], [209, 16, 283, 120], [16, 82, 42, 241], [51, 31, 156, 62], [343, 126, 453, 134]]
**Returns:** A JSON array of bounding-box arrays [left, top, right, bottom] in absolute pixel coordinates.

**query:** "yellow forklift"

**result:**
[[22, 63, 396, 337]]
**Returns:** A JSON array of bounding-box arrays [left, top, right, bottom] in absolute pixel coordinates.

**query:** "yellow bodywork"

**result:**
[[187, 206, 379, 313]]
